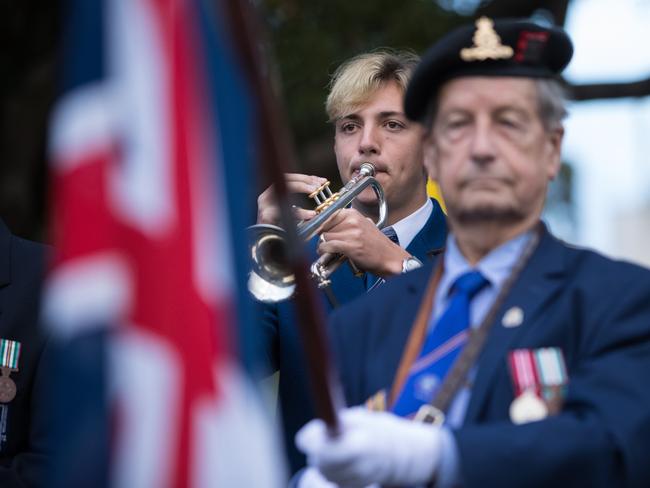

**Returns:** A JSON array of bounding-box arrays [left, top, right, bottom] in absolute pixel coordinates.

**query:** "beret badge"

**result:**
[[460, 17, 514, 62]]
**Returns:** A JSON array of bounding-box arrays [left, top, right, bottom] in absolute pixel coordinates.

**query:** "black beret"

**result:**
[[404, 17, 573, 121]]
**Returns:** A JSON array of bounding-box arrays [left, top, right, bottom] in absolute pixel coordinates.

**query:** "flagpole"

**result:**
[[219, 0, 341, 433]]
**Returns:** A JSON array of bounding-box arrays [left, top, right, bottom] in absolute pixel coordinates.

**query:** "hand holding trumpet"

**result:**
[[317, 208, 410, 278], [256, 173, 327, 225]]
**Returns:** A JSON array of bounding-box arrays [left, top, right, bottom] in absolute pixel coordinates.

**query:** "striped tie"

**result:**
[[382, 226, 399, 245], [365, 227, 399, 290], [392, 270, 488, 417]]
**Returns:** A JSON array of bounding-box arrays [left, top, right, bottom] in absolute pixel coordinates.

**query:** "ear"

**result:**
[[422, 132, 438, 181], [546, 126, 564, 180]]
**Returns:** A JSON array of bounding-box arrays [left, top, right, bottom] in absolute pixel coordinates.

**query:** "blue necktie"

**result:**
[[382, 226, 399, 245], [392, 270, 489, 417], [365, 227, 399, 290]]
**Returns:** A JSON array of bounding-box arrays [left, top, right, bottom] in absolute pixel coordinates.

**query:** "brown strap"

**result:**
[[431, 224, 542, 413], [388, 262, 443, 406], [387, 223, 543, 417]]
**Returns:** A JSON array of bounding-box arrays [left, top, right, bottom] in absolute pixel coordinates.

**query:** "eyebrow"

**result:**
[[441, 105, 530, 118], [338, 110, 406, 122], [495, 106, 530, 117]]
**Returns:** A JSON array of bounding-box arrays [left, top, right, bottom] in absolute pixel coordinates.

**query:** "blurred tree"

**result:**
[[258, 0, 463, 186]]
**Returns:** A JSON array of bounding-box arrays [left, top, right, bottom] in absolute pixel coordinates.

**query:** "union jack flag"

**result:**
[[45, 0, 285, 486]]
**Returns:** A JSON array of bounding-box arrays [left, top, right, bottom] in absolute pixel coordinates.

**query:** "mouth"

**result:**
[[462, 176, 509, 190], [351, 161, 387, 176]]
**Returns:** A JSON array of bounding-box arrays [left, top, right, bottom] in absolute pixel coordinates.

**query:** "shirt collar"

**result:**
[[440, 229, 534, 297], [390, 198, 432, 249]]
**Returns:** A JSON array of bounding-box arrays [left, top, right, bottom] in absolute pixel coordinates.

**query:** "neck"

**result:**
[[451, 217, 539, 265]]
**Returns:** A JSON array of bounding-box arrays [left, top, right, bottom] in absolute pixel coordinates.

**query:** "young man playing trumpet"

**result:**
[[255, 50, 447, 474]]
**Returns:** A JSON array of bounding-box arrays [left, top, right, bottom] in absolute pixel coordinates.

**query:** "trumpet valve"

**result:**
[[309, 181, 333, 206], [314, 193, 341, 214]]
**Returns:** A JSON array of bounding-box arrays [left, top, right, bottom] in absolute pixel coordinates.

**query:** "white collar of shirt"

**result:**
[[390, 198, 433, 250], [438, 229, 534, 301]]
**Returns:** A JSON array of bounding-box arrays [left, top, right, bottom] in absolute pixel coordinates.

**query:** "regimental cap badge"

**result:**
[[460, 17, 514, 62]]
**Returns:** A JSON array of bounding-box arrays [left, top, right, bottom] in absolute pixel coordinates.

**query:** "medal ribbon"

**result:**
[[0, 340, 21, 370], [534, 348, 567, 386], [509, 347, 568, 398], [509, 349, 541, 397]]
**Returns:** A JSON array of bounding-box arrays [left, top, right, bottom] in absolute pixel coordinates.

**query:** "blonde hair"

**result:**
[[326, 50, 420, 122]]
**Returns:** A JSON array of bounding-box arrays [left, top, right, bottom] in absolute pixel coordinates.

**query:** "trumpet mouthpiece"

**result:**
[[359, 162, 376, 176]]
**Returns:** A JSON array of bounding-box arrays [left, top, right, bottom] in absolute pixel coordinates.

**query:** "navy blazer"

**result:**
[[328, 226, 650, 488], [256, 199, 447, 474], [0, 220, 51, 487]]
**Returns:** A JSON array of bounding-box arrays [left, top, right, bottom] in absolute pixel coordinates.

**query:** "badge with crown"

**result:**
[[460, 17, 514, 62]]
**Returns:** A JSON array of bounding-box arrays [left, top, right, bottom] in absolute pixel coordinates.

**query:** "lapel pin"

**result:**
[[502, 306, 524, 328]]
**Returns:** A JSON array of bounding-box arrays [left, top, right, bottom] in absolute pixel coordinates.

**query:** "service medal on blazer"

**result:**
[[509, 389, 548, 424], [508, 347, 569, 424], [0, 340, 21, 403]]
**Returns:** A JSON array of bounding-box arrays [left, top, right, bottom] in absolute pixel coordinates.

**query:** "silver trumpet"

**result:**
[[248, 162, 387, 303]]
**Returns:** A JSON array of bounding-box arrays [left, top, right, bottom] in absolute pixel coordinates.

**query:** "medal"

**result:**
[[0, 372, 16, 404], [0, 340, 21, 404], [508, 348, 568, 423], [510, 389, 548, 424]]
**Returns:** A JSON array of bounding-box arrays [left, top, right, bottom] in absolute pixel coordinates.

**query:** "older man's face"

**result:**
[[427, 77, 562, 226]]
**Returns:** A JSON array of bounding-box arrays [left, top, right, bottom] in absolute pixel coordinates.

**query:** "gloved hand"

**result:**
[[297, 466, 379, 488], [296, 407, 442, 488]]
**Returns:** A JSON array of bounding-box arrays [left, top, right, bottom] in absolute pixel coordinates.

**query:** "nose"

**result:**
[[470, 118, 496, 166], [358, 124, 380, 156]]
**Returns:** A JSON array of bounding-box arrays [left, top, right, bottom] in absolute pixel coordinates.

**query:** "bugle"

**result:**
[[248, 162, 387, 302]]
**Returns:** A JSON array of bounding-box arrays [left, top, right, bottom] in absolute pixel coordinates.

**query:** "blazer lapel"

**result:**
[[406, 198, 447, 261], [463, 228, 567, 423]]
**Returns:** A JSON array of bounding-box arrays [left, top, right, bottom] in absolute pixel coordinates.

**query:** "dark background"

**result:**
[[1, 0, 647, 241]]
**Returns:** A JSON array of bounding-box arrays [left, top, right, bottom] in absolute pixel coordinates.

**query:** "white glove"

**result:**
[[297, 466, 379, 488], [296, 407, 442, 487]]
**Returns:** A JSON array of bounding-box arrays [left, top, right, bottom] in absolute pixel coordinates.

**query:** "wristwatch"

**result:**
[[401, 256, 423, 273]]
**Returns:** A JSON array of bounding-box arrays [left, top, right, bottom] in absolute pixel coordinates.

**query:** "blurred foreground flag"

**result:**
[[45, 0, 286, 486]]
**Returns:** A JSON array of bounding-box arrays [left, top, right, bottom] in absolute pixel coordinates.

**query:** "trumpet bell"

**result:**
[[248, 224, 296, 302]]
